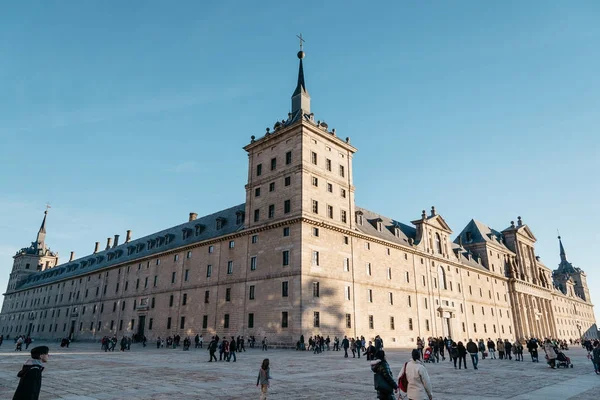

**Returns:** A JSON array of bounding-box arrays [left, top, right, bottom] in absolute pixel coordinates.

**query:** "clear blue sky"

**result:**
[[1, 1, 599, 324]]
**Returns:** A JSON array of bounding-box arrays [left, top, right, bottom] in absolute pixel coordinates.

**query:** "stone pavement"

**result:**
[[0, 341, 598, 399]]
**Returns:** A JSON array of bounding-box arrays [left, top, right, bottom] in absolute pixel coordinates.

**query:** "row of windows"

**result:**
[[253, 200, 292, 222], [256, 151, 293, 177], [310, 200, 348, 223]]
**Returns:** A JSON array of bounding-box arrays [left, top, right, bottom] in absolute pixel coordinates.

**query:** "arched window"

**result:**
[[435, 233, 442, 254], [438, 266, 447, 290]]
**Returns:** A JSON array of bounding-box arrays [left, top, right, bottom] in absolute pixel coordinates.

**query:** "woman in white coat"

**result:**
[[399, 349, 433, 400]]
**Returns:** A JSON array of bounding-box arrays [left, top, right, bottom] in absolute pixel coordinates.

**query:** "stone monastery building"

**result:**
[[1, 50, 597, 347]]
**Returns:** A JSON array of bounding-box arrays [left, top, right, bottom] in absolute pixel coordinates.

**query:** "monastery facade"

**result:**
[[1, 50, 596, 347]]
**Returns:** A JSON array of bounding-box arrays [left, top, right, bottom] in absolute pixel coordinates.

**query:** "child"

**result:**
[[256, 358, 272, 400], [13, 345, 49, 399]]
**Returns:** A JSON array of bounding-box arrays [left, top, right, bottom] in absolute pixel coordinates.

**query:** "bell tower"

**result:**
[[5, 208, 59, 293]]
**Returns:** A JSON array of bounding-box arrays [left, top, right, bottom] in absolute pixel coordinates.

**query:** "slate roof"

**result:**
[[16, 204, 246, 291], [450, 242, 489, 271], [454, 219, 512, 252], [354, 206, 416, 246]]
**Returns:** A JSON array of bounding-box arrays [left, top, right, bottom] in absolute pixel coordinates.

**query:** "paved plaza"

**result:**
[[1, 341, 599, 399]]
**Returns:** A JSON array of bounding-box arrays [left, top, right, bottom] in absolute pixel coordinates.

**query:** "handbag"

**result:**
[[374, 371, 393, 393], [398, 362, 408, 392]]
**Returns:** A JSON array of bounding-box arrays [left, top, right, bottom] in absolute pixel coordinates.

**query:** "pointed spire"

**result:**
[[558, 235, 567, 263], [291, 34, 310, 115], [39, 210, 48, 234], [36, 208, 48, 249]]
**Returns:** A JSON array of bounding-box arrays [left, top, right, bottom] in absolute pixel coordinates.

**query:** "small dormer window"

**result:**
[[165, 234, 172, 244], [236, 211, 245, 225], [195, 224, 205, 236], [216, 217, 225, 230], [355, 211, 363, 225], [394, 227, 401, 238], [377, 221, 382, 232], [465, 232, 472, 242]]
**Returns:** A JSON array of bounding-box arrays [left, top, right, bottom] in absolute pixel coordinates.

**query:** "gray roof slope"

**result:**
[[454, 219, 511, 252], [354, 206, 416, 246], [17, 204, 246, 291], [450, 242, 488, 271]]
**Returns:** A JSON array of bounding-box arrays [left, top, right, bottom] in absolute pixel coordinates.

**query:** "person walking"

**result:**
[[402, 349, 433, 400], [487, 338, 496, 359], [478, 339, 486, 360], [371, 350, 397, 400], [456, 341, 467, 369], [497, 339, 505, 360], [527, 338, 539, 362], [342, 336, 350, 358], [591, 340, 600, 375], [12, 345, 49, 400], [543, 339, 557, 369], [504, 339, 512, 360], [466, 339, 479, 370], [262, 337, 268, 351], [228, 336, 237, 362], [208, 337, 218, 362], [417, 337, 424, 360], [513, 340, 523, 361], [256, 358, 272, 400]]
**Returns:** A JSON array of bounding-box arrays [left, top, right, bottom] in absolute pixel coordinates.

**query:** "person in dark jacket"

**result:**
[[466, 339, 479, 370], [208, 337, 218, 362], [13, 345, 49, 400], [456, 341, 468, 369], [364, 341, 376, 360], [228, 336, 237, 362], [341, 336, 350, 358], [371, 350, 397, 400]]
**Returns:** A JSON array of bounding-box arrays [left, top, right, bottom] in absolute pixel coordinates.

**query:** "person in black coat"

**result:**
[[13, 346, 49, 400]]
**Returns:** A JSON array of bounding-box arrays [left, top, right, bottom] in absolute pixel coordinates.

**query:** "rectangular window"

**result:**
[[312, 200, 318, 214], [345, 286, 351, 300], [409, 318, 413, 330], [313, 311, 320, 327], [148, 318, 153, 330], [187, 250, 192, 259], [224, 314, 230, 328], [184, 269, 189, 282], [249, 285, 255, 300], [268, 204, 275, 218], [282, 250, 290, 266], [206, 264, 212, 277], [119, 320, 124, 331], [313, 282, 320, 297], [281, 312, 288, 328], [248, 313, 254, 328], [171, 272, 176, 284], [346, 313, 352, 328], [153, 276, 158, 287], [251, 234, 258, 243], [387, 267, 392, 279], [225, 288, 231, 301], [327, 183, 333, 192], [166, 317, 171, 330], [312, 251, 319, 266], [369, 315, 374, 329], [182, 293, 187, 305], [256, 163, 262, 176], [312, 176, 318, 186], [254, 209, 260, 222], [341, 188, 346, 198], [269, 182, 275, 192], [368, 289, 373, 303], [366, 262, 372, 276], [426, 319, 430, 331], [285, 151, 292, 165], [151, 297, 155, 309], [326, 158, 331, 171], [208, 245, 214, 253], [284, 176, 291, 186], [200, 315, 207, 329], [270, 157, 277, 170], [311, 151, 317, 165], [313, 227, 319, 237], [227, 261, 233, 274], [250, 256, 257, 271], [174, 254, 179, 262], [169, 295, 174, 307], [389, 292, 393, 305], [339, 165, 345, 177], [282, 281, 289, 297], [229, 240, 235, 249], [390, 316, 395, 330], [327, 205, 333, 218], [408, 295, 412, 307], [284, 200, 291, 214], [283, 227, 290, 237], [343, 258, 350, 271], [341, 210, 347, 223], [425, 298, 428, 309], [204, 291, 210, 304]]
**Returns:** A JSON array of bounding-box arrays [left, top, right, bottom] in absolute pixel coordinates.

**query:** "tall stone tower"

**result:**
[[4, 209, 59, 294], [243, 47, 357, 231], [553, 236, 590, 301]]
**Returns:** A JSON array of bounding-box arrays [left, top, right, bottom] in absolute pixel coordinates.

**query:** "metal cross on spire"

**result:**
[[296, 33, 305, 51], [45, 203, 51, 214]]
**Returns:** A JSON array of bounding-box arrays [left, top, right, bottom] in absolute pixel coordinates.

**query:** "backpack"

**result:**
[[398, 362, 408, 392]]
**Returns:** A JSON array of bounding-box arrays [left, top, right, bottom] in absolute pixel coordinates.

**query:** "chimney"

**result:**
[[113, 234, 120, 248], [69, 251, 75, 262], [189, 212, 198, 222], [94, 242, 100, 253], [125, 230, 132, 243], [106, 237, 112, 250]]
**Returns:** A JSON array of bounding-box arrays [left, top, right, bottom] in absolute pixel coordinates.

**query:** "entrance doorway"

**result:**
[[137, 316, 146, 339], [69, 320, 76, 339]]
